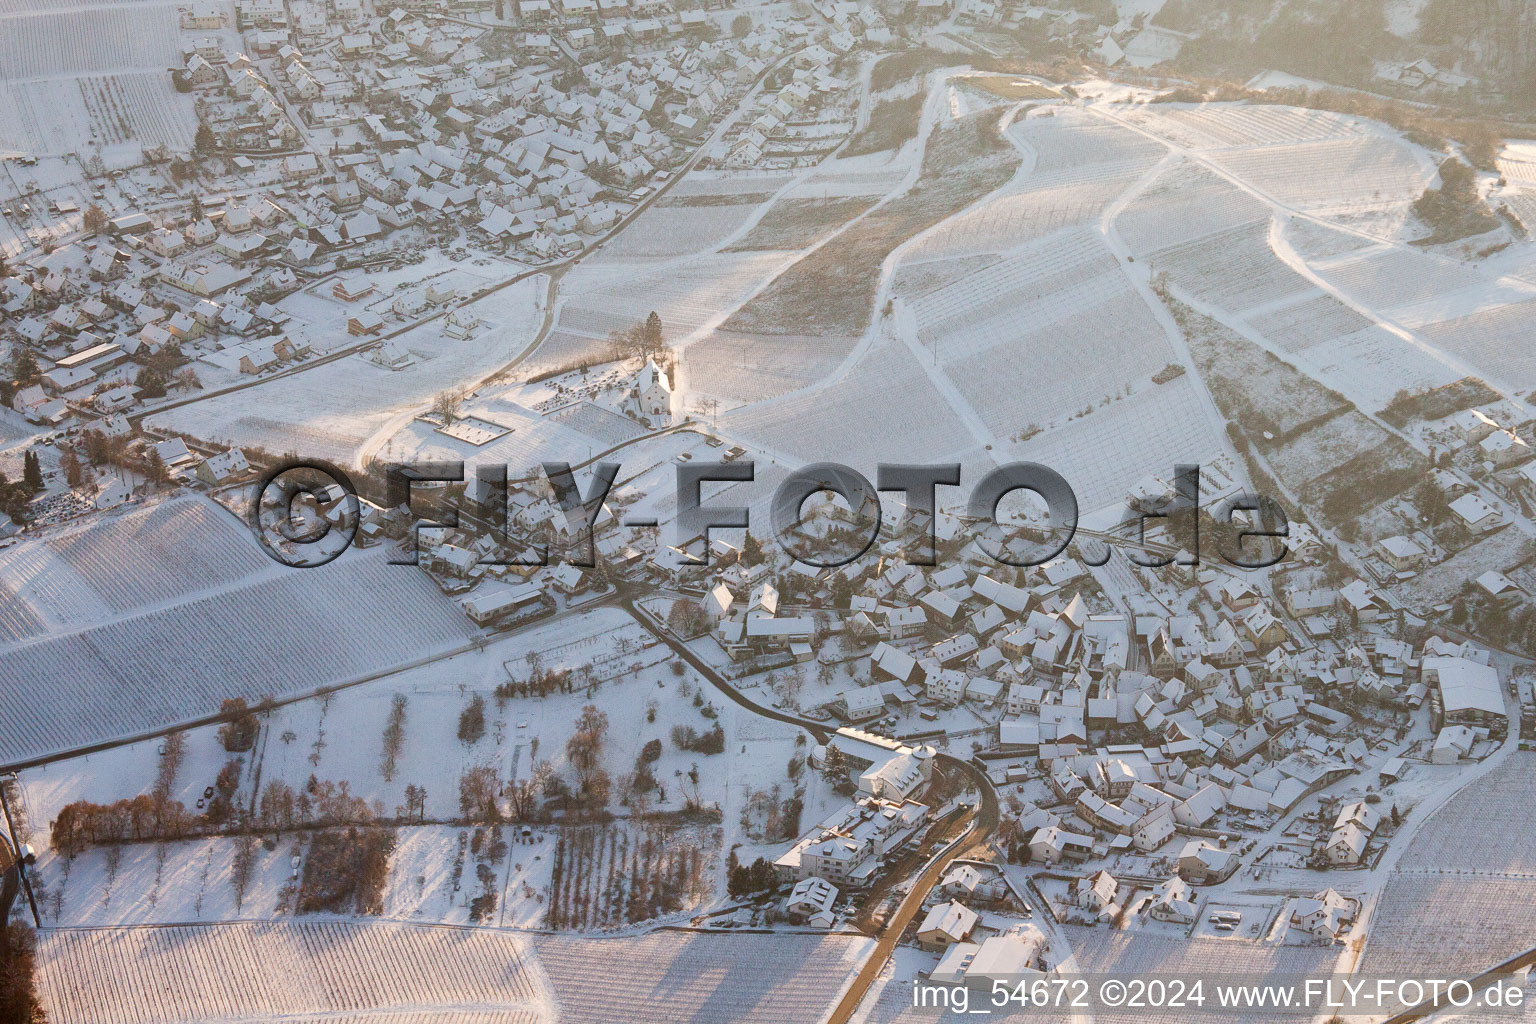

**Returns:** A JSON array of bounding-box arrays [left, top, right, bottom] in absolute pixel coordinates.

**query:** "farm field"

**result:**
[[1207, 134, 1434, 215], [35, 921, 550, 1024], [905, 111, 1164, 261], [591, 203, 761, 261], [930, 267, 1179, 439], [531, 931, 874, 1024], [1412, 299, 1536, 390], [543, 820, 718, 930], [1066, 927, 1346, 1024], [1131, 103, 1365, 149], [1244, 291, 1374, 353], [555, 251, 786, 346], [682, 329, 859, 405], [1011, 374, 1228, 514], [724, 336, 983, 467], [724, 196, 877, 252], [1115, 164, 1270, 255], [725, 109, 1023, 337], [0, 495, 269, 632], [1296, 324, 1462, 411], [0, 6, 183, 79], [33, 919, 873, 1023], [1393, 753, 1536, 873], [0, 514, 477, 764], [1149, 221, 1314, 316], [1359, 875, 1536, 980]]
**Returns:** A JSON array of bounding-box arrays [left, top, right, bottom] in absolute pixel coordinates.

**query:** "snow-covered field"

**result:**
[[34, 922, 871, 1024], [0, 494, 476, 763], [1359, 875, 1536, 979], [36, 920, 552, 1024], [0, 2, 212, 159]]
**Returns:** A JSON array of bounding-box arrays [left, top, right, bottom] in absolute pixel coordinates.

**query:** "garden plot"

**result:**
[[1208, 134, 1434, 213], [1012, 374, 1228, 514], [0, 498, 264, 642], [35, 921, 549, 1024], [149, 277, 544, 466], [1412, 299, 1536, 390], [1395, 754, 1536, 874], [1497, 142, 1536, 189], [1114, 163, 1270, 255], [79, 72, 200, 151], [531, 931, 874, 1024], [1360, 875, 1536, 980], [1245, 292, 1376, 352], [0, 545, 476, 764], [556, 252, 785, 343], [724, 337, 981, 467], [683, 330, 858, 405], [1150, 221, 1315, 315]]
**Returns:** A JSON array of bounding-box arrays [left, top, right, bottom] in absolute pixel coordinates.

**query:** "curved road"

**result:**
[[619, 586, 1000, 1023]]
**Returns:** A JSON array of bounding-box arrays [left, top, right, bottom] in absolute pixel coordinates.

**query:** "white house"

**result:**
[[783, 876, 838, 927], [1448, 492, 1502, 534], [1326, 822, 1367, 866], [1291, 888, 1354, 941], [1177, 839, 1236, 883], [917, 900, 978, 950]]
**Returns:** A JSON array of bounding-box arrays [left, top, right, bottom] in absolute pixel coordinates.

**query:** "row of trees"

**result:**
[[0, 922, 46, 1024]]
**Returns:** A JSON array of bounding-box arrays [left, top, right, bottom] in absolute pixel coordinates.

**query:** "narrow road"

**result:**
[[619, 587, 1001, 1024], [825, 759, 998, 1024]]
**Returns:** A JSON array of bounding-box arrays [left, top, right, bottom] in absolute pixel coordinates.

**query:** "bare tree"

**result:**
[[433, 389, 463, 424]]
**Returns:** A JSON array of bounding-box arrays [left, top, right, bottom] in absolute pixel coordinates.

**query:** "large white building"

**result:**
[[819, 727, 936, 802], [774, 797, 929, 885]]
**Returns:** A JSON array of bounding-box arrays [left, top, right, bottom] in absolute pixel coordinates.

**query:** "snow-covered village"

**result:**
[[6, 0, 1536, 1021]]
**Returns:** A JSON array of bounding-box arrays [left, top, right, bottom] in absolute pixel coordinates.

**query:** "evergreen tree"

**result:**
[[9, 348, 39, 385], [642, 310, 663, 353], [194, 122, 216, 156], [22, 450, 42, 491]]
